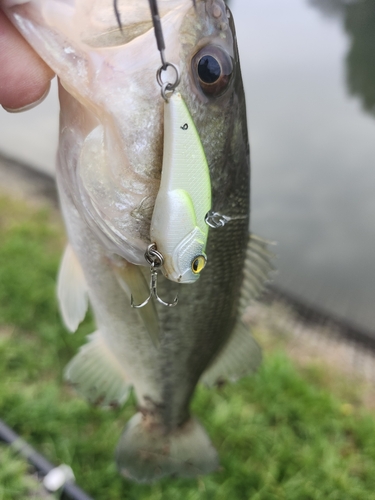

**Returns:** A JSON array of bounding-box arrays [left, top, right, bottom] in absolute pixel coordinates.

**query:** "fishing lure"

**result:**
[[150, 90, 211, 283], [131, 0, 212, 307]]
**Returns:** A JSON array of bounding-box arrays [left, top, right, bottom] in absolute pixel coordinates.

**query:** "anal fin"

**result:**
[[57, 244, 89, 332], [64, 331, 131, 407], [200, 321, 262, 387]]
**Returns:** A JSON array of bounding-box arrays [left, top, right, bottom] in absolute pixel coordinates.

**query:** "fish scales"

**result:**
[[156, 221, 249, 426], [3, 0, 272, 483]]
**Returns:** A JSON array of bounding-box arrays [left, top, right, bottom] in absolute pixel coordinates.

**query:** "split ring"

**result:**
[[145, 243, 164, 268], [156, 62, 181, 91]]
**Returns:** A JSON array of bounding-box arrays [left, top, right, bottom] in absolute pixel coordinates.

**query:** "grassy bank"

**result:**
[[1, 195, 375, 500]]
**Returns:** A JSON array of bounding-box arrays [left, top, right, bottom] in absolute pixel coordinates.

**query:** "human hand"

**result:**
[[0, 8, 55, 112]]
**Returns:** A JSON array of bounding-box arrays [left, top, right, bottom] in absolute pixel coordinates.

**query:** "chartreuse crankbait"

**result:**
[[131, 0, 212, 310], [150, 91, 211, 284]]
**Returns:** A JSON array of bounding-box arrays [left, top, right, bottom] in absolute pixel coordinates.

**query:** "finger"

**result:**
[[0, 9, 55, 111]]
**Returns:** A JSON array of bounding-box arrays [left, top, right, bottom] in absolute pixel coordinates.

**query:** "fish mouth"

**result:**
[[82, 21, 153, 48]]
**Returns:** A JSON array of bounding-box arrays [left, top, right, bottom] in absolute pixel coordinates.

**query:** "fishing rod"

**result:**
[[0, 419, 93, 500]]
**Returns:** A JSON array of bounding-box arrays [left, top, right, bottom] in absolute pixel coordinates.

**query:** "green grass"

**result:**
[[1, 195, 375, 499], [0, 444, 55, 499]]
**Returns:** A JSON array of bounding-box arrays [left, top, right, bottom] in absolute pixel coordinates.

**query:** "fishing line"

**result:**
[[113, 1, 196, 38], [113, 0, 123, 32], [148, 0, 180, 101], [148, 0, 167, 69]]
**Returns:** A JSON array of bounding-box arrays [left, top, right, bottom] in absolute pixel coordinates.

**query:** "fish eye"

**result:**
[[193, 46, 233, 97], [191, 255, 207, 274], [198, 55, 221, 84]]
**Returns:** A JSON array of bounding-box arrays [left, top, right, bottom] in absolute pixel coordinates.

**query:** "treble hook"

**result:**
[[205, 211, 232, 228], [131, 244, 178, 309]]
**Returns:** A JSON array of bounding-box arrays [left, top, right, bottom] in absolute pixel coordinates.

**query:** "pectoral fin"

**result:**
[[57, 244, 89, 332]]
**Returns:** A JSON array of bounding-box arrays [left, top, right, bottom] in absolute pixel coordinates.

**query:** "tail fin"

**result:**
[[115, 413, 218, 483]]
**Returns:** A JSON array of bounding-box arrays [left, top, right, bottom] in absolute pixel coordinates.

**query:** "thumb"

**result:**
[[0, 8, 55, 112]]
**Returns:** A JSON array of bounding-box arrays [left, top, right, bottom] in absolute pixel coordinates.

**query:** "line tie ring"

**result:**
[[144, 243, 164, 268], [130, 243, 178, 309], [156, 62, 181, 101]]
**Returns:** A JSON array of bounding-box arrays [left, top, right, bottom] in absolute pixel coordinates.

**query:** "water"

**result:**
[[0, 80, 59, 173], [232, 0, 375, 333], [0, 0, 374, 332]]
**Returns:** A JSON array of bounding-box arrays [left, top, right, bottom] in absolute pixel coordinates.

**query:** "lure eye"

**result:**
[[191, 255, 207, 274], [193, 46, 233, 97]]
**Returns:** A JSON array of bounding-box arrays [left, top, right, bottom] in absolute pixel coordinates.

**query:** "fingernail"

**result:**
[[2, 82, 51, 113]]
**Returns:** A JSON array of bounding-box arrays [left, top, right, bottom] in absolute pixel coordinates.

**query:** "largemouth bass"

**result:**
[[3, 0, 272, 483]]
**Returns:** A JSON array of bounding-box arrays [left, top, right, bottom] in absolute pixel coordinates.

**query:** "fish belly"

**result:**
[[58, 183, 162, 404]]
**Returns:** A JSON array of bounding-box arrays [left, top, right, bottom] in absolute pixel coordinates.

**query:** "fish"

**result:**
[[3, 0, 273, 483]]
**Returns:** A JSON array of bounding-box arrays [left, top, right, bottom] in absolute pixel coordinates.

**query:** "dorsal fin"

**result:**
[[57, 244, 89, 332], [238, 234, 275, 314]]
